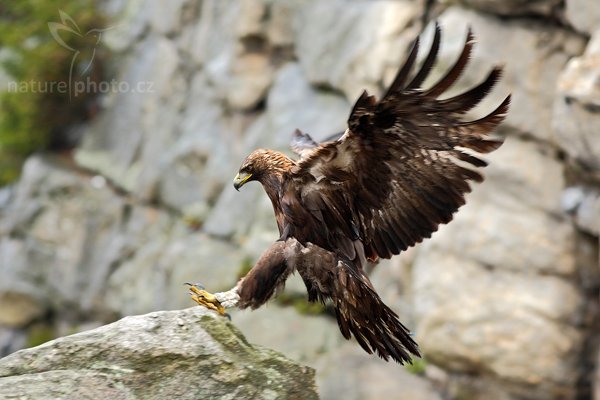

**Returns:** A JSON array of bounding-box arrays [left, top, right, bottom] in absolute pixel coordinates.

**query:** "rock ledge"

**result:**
[[0, 307, 318, 400]]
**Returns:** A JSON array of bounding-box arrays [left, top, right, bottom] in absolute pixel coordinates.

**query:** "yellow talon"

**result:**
[[188, 284, 226, 316]]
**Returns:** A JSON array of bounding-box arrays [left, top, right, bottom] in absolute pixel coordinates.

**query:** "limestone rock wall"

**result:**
[[0, 0, 599, 399]]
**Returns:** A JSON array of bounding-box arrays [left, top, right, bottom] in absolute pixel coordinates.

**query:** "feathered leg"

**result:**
[[188, 240, 294, 314]]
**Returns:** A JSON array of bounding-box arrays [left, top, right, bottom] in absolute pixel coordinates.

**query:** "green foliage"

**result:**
[[236, 257, 255, 280], [26, 323, 56, 348], [404, 356, 427, 375], [0, 0, 107, 185], [276, 292, 328, 315]]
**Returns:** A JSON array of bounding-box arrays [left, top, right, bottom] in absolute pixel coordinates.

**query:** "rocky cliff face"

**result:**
[[0, 1, 599, 399], [0, 307, 318, 399]]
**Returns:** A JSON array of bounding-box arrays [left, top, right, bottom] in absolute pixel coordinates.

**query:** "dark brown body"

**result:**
[[231, 24, 509, 364]]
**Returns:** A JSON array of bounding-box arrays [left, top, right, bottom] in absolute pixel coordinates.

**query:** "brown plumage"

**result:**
[[231, 24, 510, 364]]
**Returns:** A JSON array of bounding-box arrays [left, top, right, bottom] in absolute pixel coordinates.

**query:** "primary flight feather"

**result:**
[[190, 23, 510, 364]]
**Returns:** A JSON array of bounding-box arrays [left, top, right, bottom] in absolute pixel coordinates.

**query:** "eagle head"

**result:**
[[233, 149, 294, 191]]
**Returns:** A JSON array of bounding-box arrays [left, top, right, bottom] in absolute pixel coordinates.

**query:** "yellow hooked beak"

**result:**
[[233, 171, 253, 191]]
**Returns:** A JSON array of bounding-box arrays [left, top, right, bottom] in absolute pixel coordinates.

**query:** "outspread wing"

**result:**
[[290, 129, 344, 159], [290, 129, 320, 159], [291, 24, 510, 261]]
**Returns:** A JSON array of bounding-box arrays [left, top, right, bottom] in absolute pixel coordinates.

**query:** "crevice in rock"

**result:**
[[573, 230, 600, 399]]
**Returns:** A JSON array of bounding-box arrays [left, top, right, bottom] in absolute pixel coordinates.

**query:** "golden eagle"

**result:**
[[189, 24, 510, 364]]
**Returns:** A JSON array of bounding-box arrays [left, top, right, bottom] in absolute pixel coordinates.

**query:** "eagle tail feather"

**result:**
[[333, 262, 420, 364]]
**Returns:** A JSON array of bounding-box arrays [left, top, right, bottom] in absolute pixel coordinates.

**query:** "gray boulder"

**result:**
[[565, 0, 600, 36], [294, 0, 423, 99], [553, 30, 600, 171], [445, 0, 562, 17], [436, 7, 585, 143], [412, 136, 585, 399], [0, 307, 318, 400]]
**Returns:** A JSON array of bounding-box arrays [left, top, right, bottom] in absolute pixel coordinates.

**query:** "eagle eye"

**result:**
[[240, 163, 254, 174]]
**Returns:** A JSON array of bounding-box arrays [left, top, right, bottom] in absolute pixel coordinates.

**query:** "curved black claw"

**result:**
[[185, 282, 205, 290]]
